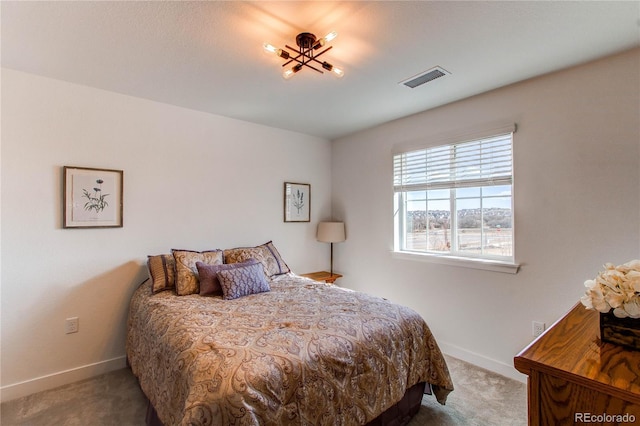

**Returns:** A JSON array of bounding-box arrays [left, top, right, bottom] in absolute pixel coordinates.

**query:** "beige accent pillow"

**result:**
[[172, 249, 223, 296], [223, 241, 290, 278], [147, 254, 176, 294]]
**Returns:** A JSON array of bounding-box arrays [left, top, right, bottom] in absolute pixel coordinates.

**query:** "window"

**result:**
[[393, 127, 515, 265]]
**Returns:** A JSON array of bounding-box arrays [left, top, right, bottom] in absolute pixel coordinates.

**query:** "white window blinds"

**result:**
[[393, 131, 513, 192]]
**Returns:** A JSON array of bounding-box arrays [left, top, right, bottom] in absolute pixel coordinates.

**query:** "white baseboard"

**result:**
[[438, 340, 527, 383], [0, 356, 127, 403]]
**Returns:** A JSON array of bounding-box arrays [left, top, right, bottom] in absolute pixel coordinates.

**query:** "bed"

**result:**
[[126, 243, 453, 426]]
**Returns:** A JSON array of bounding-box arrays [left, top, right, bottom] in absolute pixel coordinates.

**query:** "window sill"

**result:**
[[391, 251, 520, 274]]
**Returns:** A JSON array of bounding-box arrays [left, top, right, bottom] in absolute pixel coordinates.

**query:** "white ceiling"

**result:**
[[2, 1, 639, 140]]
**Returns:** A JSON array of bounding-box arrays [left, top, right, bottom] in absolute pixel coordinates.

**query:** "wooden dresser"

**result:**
[[514, 303, 640, 425]]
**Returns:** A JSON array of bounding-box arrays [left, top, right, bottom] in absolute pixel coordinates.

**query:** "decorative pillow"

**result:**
[[223, 241, 290, 277], [196, 258, 259, 296], [172, 249, 223, 296], [147, 254, 176, 293], [217, 262, 271, 300]]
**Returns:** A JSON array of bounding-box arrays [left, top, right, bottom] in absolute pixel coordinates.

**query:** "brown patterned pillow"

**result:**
[[172, 249, 223, 296], [147, 254, 176, 293], [223, 241, 290, 277]]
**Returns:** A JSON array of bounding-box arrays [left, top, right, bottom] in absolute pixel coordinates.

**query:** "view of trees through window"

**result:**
[[402, 186, 513, 258]]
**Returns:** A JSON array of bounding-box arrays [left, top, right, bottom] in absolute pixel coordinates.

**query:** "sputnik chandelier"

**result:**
[[263, 31, 344, 79]]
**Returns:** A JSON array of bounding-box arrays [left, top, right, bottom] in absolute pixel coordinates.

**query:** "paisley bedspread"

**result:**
[[126, 274, 453, 425]]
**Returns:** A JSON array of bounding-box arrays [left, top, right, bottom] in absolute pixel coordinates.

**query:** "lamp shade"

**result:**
[[317, 222, 346, 243]]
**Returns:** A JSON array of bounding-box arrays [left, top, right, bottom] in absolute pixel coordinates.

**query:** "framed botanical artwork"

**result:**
[[284, 182, 310, 222], [63, 166, 123, 228]]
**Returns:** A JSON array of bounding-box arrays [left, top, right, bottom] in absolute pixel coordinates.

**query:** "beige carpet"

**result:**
[[409, 356, 527, 425], [1, 355, 527, 426]]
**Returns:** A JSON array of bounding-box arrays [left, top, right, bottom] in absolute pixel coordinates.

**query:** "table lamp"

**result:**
[[317, 222, 346, 275]]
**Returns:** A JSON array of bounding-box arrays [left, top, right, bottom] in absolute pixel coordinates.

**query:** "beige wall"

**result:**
[[0, 69, 332, 400], [2, 47, 638, 400], [331, 48, 640, 380]]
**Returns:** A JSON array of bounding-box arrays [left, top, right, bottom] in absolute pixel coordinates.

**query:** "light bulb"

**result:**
[[315, 31, 338, 50], [265, 43, 290, 59], [332, 66, 344, 78], [323, 31, 338, 43], [263, 43, 278, 54]]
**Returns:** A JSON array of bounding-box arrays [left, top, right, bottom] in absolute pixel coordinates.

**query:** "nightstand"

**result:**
[[300, 271, 343, 284]]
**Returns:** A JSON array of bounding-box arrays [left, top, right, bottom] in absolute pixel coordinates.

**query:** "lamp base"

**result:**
[[329, 242, 334, 275]]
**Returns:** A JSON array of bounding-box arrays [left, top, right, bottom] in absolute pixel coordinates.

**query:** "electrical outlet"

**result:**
[[65, 317, 79, 334], [532, 321, 545, 337]]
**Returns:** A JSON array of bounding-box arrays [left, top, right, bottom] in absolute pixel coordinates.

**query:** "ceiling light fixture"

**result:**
[[264, 31, 344, 79]]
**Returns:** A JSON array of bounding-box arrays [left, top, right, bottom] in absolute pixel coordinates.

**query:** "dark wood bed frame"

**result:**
[[143, 381, 426, 426]]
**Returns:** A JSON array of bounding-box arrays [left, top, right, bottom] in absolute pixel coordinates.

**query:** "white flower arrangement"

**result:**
[[580, 260, 640, 319]]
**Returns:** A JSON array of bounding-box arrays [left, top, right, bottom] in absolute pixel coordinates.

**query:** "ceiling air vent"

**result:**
[[400, 66, 450, 88]]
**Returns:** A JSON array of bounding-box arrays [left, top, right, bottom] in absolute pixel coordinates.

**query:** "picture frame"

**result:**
[[284, 182, 310, 222], [63, 166, 123, 228]]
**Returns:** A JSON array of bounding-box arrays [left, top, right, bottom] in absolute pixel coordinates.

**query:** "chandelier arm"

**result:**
[[285, 56, 307, 67], [283, 46, 307, 66], [282, 54, 307, 68], [285, 45, 302, 54], [313, 46, 333, 57], [282, 55, 325, 73], [302, 63, 324, 74], [311, 52, 333, 64], [291, 44, 322, 61], [285, 49, 318, 67], [309, 47, 333, 67], [311, 58, 330, 68]]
